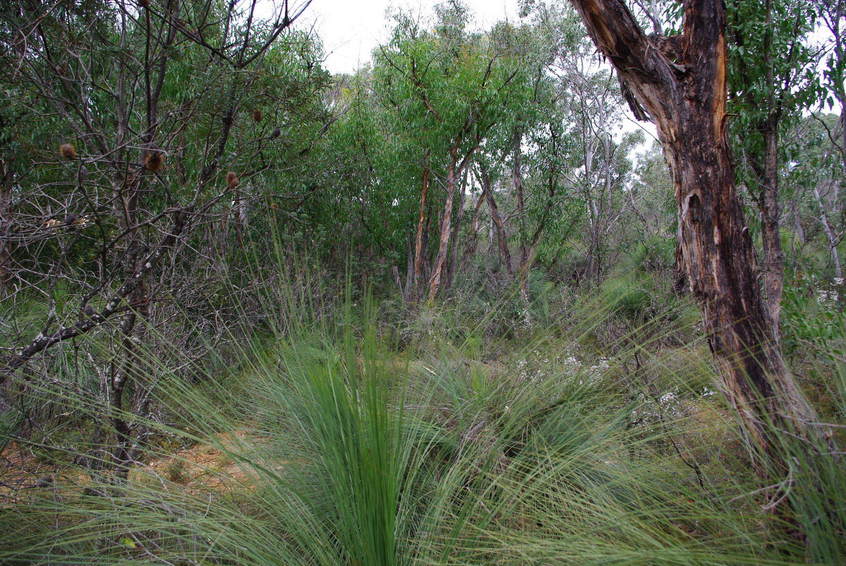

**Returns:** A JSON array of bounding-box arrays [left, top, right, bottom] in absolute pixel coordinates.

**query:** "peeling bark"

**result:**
[[570, 0, 818, 465]]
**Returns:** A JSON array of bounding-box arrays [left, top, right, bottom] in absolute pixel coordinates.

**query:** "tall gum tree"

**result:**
[[568, 0, 819, 466], [374, 5, 525, 302]]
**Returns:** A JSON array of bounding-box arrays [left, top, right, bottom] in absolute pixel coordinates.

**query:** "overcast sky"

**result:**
[[296, 0, 521, 75]]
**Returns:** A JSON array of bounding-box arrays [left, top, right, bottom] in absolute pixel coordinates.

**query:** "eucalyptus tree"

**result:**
[[557, 62, 638, 281], [817, 1, 846, 282], [373, 2, 528, 302], [567, 0, 820, 474], [321, 71, 422, 283], [524, 1, 642, 283], [464, 18, 569, 299]]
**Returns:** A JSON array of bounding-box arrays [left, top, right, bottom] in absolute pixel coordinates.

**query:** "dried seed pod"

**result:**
[[144, 150, 164, 172], [252, 109, 263, 122], [59, 143, 77, 160], [226, 171, 239, 189]]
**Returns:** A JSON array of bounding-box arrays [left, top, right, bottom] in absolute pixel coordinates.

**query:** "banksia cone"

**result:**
[[59, 143, 77, 160], [226, 171, 239, 188], [144, 150, 164, 172], [252, 109, 263, 122]]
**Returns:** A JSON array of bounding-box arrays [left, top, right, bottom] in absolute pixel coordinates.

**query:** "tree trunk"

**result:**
[[477, 164, 514, 278], [428, 148, 459, 301], [412, 153, 431, 301], [570, 0, 818, 466], [513, 129, 528, 269], [581, 136, 604, 281], [789, 195, 804, 249], [814, 183, 843, 280], [403, 237, 415, 301], [445, 168, 468, 290], [758, 124, 784, 338], [461, 192, 486, 265], [0, 161, 12, 293]]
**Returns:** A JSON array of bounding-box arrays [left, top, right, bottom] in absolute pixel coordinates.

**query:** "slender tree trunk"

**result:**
[[758, 124, 784, 337], [461, 192, 486, 265], [814, 184, 843, 279], [412, 152, 431, 301], [428, 148, 459, 301], [513, 129, 528, 268], [0, 161, 12, 293], [404, 237, 415, 301], [582, 138, 603, 280], [478, 164, 514, 278], [512, 129, 533, 322], [789, 195, 804, 248], [570, 0, 818, 467], [445, 168, 468, 290]]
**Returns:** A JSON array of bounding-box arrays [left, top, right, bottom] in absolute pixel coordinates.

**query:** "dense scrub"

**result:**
[[1, 0, 845, 563]]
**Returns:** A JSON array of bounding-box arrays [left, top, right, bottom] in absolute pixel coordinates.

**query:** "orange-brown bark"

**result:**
[[570, 0, 817, 463]]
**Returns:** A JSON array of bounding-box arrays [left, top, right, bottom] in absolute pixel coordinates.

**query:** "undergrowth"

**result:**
[[0, 277, 844, 565]]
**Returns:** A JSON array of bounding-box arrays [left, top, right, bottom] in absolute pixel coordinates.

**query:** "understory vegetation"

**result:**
[[1, 0, 845, 564], [1, 257, 844, 564]]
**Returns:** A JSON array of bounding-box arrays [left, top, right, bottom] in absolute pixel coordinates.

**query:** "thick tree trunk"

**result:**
[[570, 0, 818, 465]]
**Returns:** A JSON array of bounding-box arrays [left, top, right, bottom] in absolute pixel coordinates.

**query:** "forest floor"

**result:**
[[0, 429, 283, 504]]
